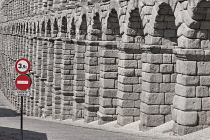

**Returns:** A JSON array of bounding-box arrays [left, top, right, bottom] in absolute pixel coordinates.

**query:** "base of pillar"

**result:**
[[173, 123, 204, 136], [117, 115, 135, 126], [139, 123, 154, 131], [84, 115, 98, 123], [97, 112, 117, 125]]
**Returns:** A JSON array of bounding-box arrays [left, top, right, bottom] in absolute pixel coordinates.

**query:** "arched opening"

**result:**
[[16, 24, 19, 34], [53, 19, 58, 36], [127, 8, 144, 43], [70, 18, 76, 39], [155, 3, 177, 46], [91, 13, 101, 41], [61, 16, 67, 36], [33, 22, 36, 35], [26, 23, 28, 34], [106, 9, 120, 41], [46, 19, 51, 37], [12, 25, 15, 34], [41, 21, 45, 36], [37, 22, 40, 35], [79, 14, 87, 39], [22, 24, 25, 35], [20, 24, 23, 34]]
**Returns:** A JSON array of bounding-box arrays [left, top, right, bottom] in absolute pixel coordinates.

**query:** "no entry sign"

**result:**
[[15, 74, 31, 90], [15, 58, 30, 74]]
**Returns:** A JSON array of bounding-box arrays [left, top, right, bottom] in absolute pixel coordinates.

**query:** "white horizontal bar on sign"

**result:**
[[17, 81, 29, 84]]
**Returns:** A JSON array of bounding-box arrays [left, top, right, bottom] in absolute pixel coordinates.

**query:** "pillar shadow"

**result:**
[[0, 126, 48, 140]]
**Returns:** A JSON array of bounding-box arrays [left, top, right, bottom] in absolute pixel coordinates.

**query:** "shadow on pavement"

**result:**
[[0, 126, 48, 140], [0, 108, 19, 117]]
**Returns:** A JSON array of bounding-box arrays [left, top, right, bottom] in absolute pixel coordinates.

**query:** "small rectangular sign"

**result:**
[[15, 90, 29, 96]]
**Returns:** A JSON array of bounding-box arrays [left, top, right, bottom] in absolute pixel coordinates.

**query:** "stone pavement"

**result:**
[[0, 91, 175, 140]]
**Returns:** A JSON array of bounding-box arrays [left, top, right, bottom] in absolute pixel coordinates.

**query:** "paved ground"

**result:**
[[0, 92, 174, 140]]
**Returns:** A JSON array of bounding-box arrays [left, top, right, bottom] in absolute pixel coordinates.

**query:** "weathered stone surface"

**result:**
[[2, 0, 210, 136]]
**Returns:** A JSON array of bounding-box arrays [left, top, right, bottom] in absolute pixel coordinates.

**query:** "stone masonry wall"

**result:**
[[1, 0, 210, 136]]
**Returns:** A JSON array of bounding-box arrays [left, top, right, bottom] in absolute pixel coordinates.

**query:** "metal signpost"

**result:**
[[14, 58, 31, 140]]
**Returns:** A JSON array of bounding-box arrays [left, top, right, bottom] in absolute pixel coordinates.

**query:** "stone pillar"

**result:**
[[39, 38, 48, 117], [35, 36, 43, 117], [52, 38, 62, 119], [172, 0, 210, 135], [84, 41, 100, 123], [60, 38, 74, 120], [116, 43, 142, 126], [140, 45, 176, 131], [172, 48, 210, 135], [97, 42, 118, 125], [32, 36, 39, 117], [72, 41, 86, 121], [29, 37, 37, 116], [43, 38, 54, 117]]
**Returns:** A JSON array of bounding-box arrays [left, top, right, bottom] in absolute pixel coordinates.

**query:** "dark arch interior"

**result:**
[[26, 23, 28, 33], [41, 21, 45, 35], [53, 19, 58, 36], [61, 16, 67, 34], [79, 14, 87, 37], [37, 22, 40, 34], [33, 23, 36, 34], [107, 9, 120, 41], [47, 20, 51, 36], [128, 8, 144, 43], [12, 25, 15, 34], [70, 18, 76, 39], [156, 3, 177, 46], [92, 13, 102, 41]]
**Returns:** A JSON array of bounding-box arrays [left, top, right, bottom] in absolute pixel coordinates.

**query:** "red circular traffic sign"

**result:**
[[15, 58, 30, 74], [15, 75, 31, 90]]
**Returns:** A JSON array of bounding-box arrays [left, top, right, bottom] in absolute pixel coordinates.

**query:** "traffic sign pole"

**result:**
[[21, 97, 23, 140], [14, 58, 31, 140]]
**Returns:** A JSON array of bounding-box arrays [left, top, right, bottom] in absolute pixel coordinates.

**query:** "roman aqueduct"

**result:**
[[0, 0, 210, 135]]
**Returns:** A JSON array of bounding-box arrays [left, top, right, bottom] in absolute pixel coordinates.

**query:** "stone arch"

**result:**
[[26, 23, 29, 34], [20, 23, 24, 35], [46, 19, 51, 37], [36, 22, 40, 35], [70, 17, 76, 39], [12, 25, 15, 34], [22, 23, 26, 35], [148, 2, 177, 46], [124, 7, 144, 43], [41, 20, 45, 36], [7, 24, 11, 34], [103, 9, 120, 41], [77, 14, 87, 40], [33, 22, 36, 35], [109, 0, 120, 16], [17, 24, 21, 34], [89, 12, 102, 41], [52, 18, 58, 37], [61, 16, 68, 37]]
